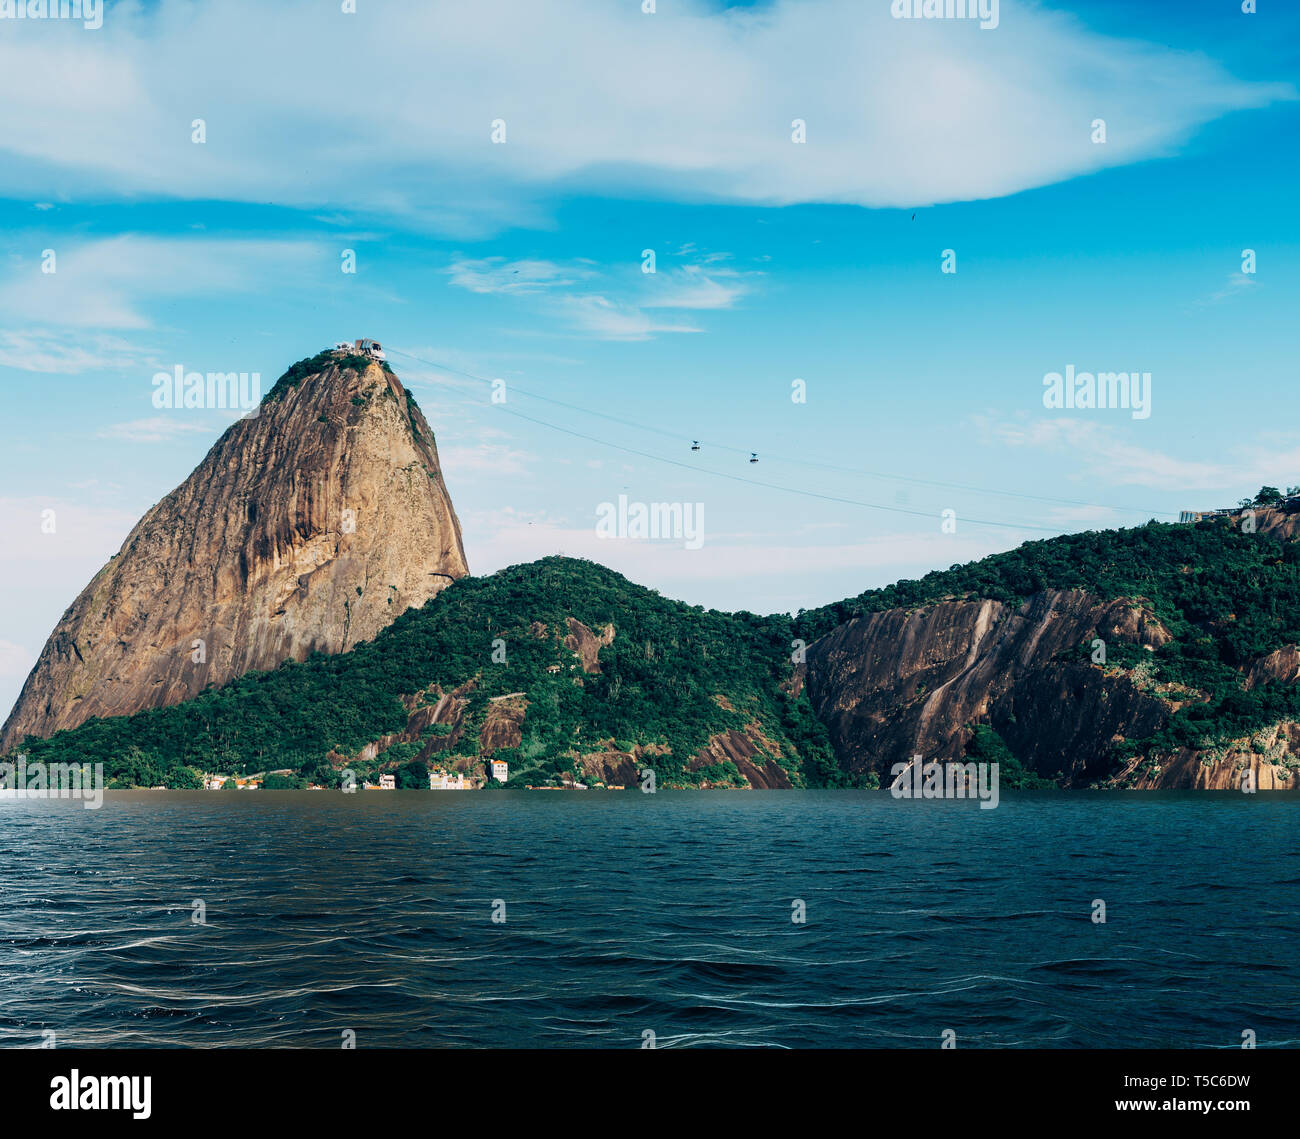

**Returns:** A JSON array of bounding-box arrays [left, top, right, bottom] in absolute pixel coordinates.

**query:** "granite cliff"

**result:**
[[6, 437, 1300, 793], [799, 505, 1300, 790], [1, 351, 468, 750]]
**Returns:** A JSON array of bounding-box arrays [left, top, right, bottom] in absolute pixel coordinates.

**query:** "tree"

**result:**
[[397, 760, 430, 789], [1255, 486, 1282, 505]]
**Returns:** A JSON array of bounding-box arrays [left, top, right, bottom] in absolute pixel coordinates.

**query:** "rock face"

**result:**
[[805, 589, 1171, 786], [1, 354, 468, 749]]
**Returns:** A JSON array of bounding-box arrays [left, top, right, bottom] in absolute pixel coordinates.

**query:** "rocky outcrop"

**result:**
[[1246, 646, 1300, 689], [805, 589, 1171, 785], [1253, 506, 1300, 542], [688, 728, 793, 788], [479, 695, 527, 753], [1118, 724, 1300, 791], [564, 618, 614, 674], [2, 354, 468, 749]]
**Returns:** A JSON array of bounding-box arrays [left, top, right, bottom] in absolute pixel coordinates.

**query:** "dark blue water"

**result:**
[[0, 791, 1296, 1048]]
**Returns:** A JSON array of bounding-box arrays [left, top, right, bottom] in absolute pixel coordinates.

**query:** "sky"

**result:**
[[0, 0, 1297, 720]]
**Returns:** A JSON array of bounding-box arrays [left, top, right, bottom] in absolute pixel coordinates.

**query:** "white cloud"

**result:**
[[96, 417, 217, 444], [640, 266, 753, 311], [447, 257, 595, 295], [976, 414, 1300, 493], [0, 236, 328, 330], [0, 330, 157, 374], [0, 1, 1286, 230], [438, 442, 533, 477], [559, 295, 701, 341], [463, 507, 1032, 585], [0, 496, 141, 722], [446, 256, 755, 340], [1199, 271, 1258, 305]]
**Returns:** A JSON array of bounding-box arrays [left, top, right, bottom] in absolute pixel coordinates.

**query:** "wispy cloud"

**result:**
[[447, 257, 595, 295], [558, 295, 702, 341], [97, 417, 216, 444], [976, 414, 1300, 493], [438, 442, 533, 477], [1198, 271, 1258, 306], [0, 330, 157, 375], [447, 254, 755, 341], [0, 236, 328, 331], [462, 506, 1034, 585], [640, 266, 753, 311]]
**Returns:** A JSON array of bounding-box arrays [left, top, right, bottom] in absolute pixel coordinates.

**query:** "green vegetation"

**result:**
[[11, 515, 1300, 788], [9, 557, 840, 790], [262, 351, 378, 404], [404, 389, 424, 441], [800, 518, 1300, 767], [964, 725, 1056, 789]]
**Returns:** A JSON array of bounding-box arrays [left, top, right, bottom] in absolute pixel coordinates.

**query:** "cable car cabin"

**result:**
[[353, 338, 386, 361]]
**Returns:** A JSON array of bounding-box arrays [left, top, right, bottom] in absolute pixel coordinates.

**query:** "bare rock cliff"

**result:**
[[805, 589, 1171, 785], [2, 355, 468, 749]]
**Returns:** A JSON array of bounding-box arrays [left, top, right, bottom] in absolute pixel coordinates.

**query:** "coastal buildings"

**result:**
[[428, 770, 468, 790], [489, 760, 508, 783]]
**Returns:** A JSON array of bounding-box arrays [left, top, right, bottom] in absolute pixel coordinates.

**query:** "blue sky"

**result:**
[[0, 0, 1297, 718]]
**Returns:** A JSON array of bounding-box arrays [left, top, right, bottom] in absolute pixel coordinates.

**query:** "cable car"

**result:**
[[749, 452, 758, 463], [691, 440, 700, 451]]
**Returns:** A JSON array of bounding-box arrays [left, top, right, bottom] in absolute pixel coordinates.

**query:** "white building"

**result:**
[[429, 770, 468, 790], [353, 338, 386, 361], [489, 759, 508, 783], [377, 773, 396, 790]]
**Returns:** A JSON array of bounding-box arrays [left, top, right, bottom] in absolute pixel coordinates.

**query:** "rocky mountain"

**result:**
[[0, 350, 468, 751], [5, 557, 839, 790], [6, 405, 1300, 793], [798, 506, 1300, 790], [803, 589, 1170, 785]]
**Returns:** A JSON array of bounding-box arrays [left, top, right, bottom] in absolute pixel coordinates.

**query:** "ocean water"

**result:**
[[0, 790, 1296, 1049]]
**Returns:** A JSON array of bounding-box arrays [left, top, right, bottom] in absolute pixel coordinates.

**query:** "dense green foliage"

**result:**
[[964, 726, 1056, 789], [262, 350, 385, 403], [11, 515, 1300, 788], [799, 516, 1300, 761], [10, 558, 841, 790]]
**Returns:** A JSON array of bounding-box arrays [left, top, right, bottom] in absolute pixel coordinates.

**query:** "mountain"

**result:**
[[11, 510, 1300, 791], [6, 381, 1300, 793], [797, 506, 1300, 790], [4, 557, 840, 790], [0, 350, 468, 752]]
